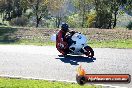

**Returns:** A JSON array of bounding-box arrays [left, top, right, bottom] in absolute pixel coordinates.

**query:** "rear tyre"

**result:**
[[84, 46, 94, 58]]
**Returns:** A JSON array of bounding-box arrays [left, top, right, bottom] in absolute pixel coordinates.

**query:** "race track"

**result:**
[[0, 45, 132, 88]]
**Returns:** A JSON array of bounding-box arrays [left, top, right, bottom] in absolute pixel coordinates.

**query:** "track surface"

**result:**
[[0, 45, 132, 88]]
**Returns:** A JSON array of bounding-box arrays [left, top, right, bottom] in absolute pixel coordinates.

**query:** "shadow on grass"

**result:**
[[56, 55, 96, 65], [0, 26, 18, 43]]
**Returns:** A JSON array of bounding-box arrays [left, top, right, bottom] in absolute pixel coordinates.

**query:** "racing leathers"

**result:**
[[56, 30, 68, 55]]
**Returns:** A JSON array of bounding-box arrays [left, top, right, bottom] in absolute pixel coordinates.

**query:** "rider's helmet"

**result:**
[[61, 23, 69, 32]]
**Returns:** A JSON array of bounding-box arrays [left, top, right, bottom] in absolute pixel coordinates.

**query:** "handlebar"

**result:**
[[65, 31, 77, 46]]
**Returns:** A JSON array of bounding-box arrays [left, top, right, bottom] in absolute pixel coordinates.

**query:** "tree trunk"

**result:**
[[2, 13, 5, 23], [55, 17, 58, 28], [107, 13, 112, 29], [82, 0, 86, 28], [94, 0, 100, 28], [36, 15, 42, 28], [36, 0, 39, 28], [36, 16, 39, 27], [82, 9, 85, 27], [56, 16, 61, 28], [113, 10, 118, 28]]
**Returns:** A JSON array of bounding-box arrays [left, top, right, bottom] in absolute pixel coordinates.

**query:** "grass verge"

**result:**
[[0, 77, 99, 88], [89, 39, 132, 48], [1, 39, 131, 49], [0, 39, 132, 48]]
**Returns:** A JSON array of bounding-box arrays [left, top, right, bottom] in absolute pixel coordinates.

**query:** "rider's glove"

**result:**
[[69, 31, 76, 34], [59, 42, 67, 49], [59, 43, 64, 49]]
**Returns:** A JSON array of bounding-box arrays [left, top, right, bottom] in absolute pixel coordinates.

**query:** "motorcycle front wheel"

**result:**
[[84, 46, 94, 58]]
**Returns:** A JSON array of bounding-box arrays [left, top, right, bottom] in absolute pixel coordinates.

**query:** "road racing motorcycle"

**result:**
[[51, 31, 94, 58]]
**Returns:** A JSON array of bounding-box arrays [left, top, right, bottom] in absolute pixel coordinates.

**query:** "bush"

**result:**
[[9, 16, 28, 26], [87, 13, 96, 28], [126, 21, 132, 30]]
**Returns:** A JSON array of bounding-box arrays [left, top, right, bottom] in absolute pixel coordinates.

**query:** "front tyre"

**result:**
[[84, 46, 94, 58]]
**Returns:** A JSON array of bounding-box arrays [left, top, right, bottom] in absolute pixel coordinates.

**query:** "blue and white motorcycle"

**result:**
[[51, 31, 94, 58]]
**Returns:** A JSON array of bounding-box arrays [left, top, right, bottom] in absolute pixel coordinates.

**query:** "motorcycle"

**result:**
[[51, 31, 94, 58]]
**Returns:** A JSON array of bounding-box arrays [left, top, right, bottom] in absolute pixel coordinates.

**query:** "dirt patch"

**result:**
[[1, 27, 132, 42], [76, 28, 132, 41]]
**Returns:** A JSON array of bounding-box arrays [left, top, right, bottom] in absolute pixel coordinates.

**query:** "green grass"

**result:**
[[0, 39, 132, 48], [89, 39, 132, 48], [14, 39, 132, 48], [0, 78, 99, 88], [16, 39, 55, 46]]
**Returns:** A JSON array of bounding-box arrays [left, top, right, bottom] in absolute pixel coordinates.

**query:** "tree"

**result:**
[[0, 0, 23, 21], [120, 0, 132, 16], [47, 0, 67, 28], [94, 0, 112, 29], [26, 0, 49, 27], [72, 0, 93, 28], [0, 0, 6, 22], [94, 0, 132, 29], [1, 0, 13, 21], [110, 0, 126, 28]]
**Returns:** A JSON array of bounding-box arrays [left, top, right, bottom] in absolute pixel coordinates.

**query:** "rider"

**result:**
[[56, 23, 94, 57], [56, 23, 69, 55]]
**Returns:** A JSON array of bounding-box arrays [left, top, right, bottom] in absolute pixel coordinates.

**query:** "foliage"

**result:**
[[93, 0, 132, 29], [0, 0, 5, 13], [126, 21, 132, 30], [48, 0, 67, 28], [23, 0, 66, 28], [87, 12, 96, 28], [94, 0, 112, 29], [120, 0, 132, 16], [71, 0, 94, 28], [0, 0, 132, 28], [0, 0, 23, 21], [9, 16, 28, 26], [28, 0, 49, 27], [66, 14, 81, 28]]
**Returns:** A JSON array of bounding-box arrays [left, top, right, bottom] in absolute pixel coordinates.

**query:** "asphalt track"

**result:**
[[0, 45, 132, 88]]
